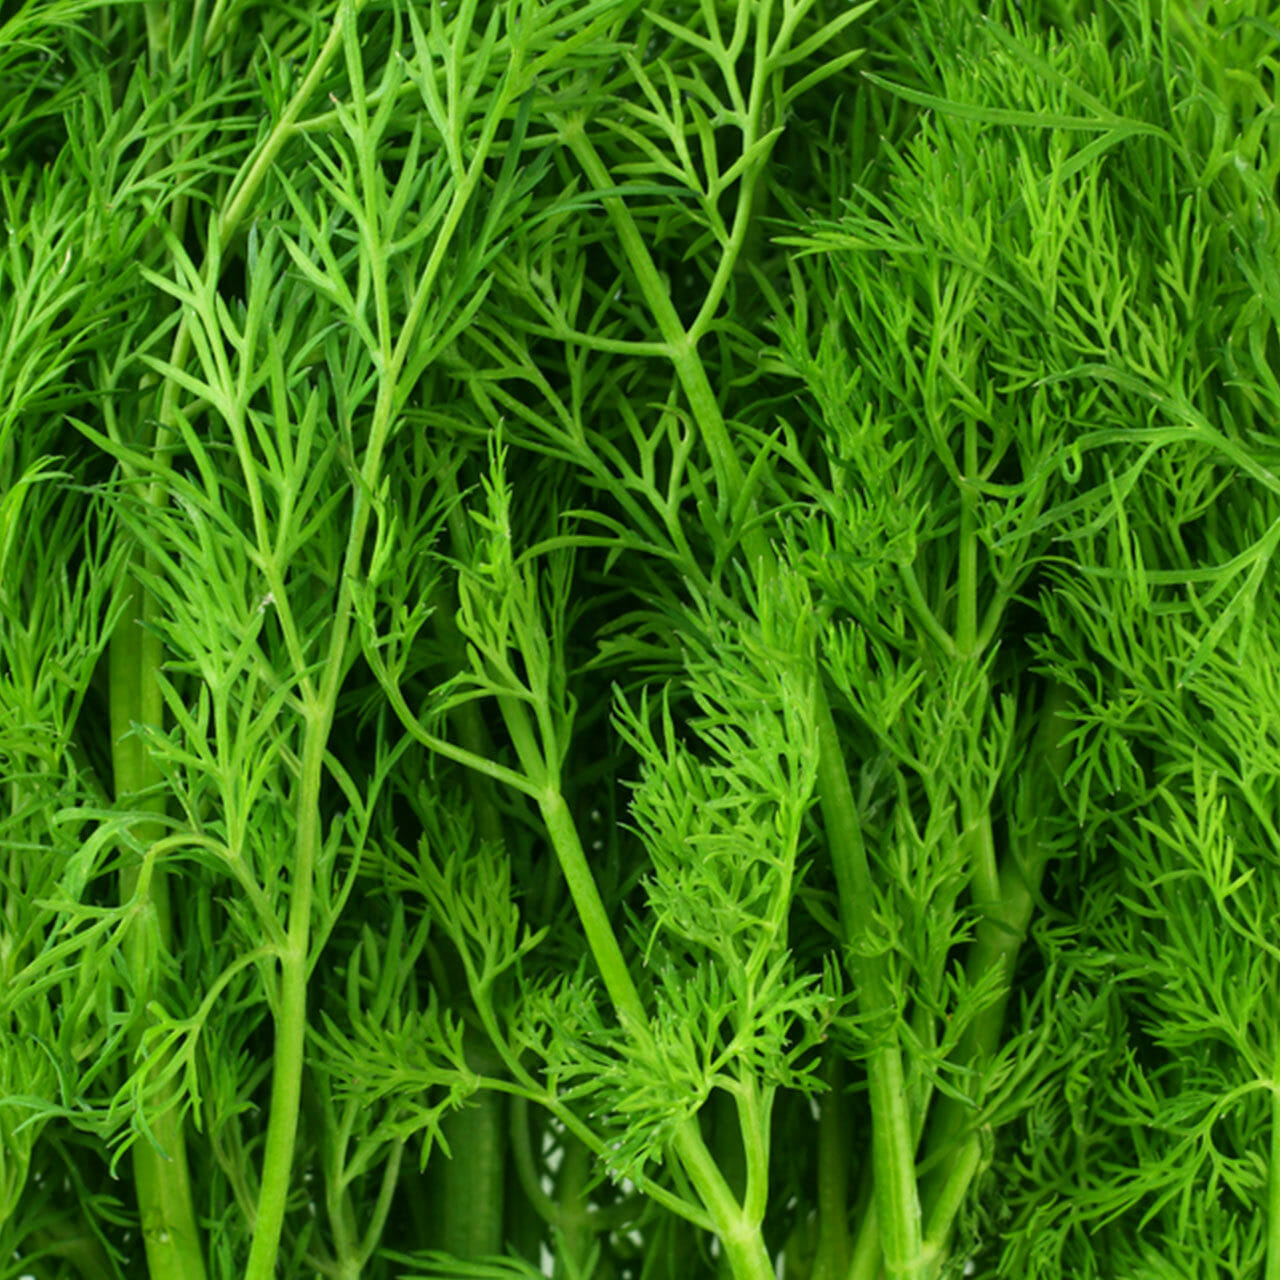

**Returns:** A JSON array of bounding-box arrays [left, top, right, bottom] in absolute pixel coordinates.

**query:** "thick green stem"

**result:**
[[811, 1055, 851, 1280], [431, 584, 512, 1261], [441, 1037, 507, 1260], [553, 1134, 593, 1277], [846, 1193, 879, 1280], [108, 584, 207, 1280], [100, 11, 216, 1268], [955, 421, 980, 658]]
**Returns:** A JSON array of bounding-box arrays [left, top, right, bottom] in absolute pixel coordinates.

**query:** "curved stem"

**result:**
[[539, 779, 774, 1280]]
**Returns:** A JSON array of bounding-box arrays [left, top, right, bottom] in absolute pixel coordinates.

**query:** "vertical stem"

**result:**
[[815, 701, 924, 1280], [100, 7, 220, 1268], [956, 421, 979, 657], [917, 684, 1073, 1255], [712, 1088, 747, 1209], [553, 1134, 593, 1278], [506, 1102, 549, 1264], [120, 10, 369, 1273], [566, 101, 926, 1280], [812, 1055, 851, 1280], [432, 583, 512, 1260], [441, 1038, 507, 1259], [846, 1194, 880, 1280], [243, 723, 325, 1280], [109, 584, 207, 1280], [1267, 1045, 1280, 1280], [233, 5, 509, 1262]]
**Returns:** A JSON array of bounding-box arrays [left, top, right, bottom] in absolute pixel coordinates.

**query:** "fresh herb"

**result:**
[[3, 1, 1278, 1277]]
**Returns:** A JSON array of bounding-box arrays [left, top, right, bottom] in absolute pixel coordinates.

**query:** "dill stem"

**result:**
[[440, 1037, 507, 1260], [216, 2, 372, 252], [559, 127, 742, 504], [113, 6, 369, 1272], [845, 1190, 879, 1280], [243, 371, 394, 1277], [539, 784, 775, 1280], [812, 1054, 852, 1280], [956, 420, 980, 657], [242, 723, 325, 1280], [816, 700, 925, 1280], [1268, 1055, 1280, 1280], [917, 683, 1072, 1253], [108, 583, 207, 1280], [424, 534, 512, 1259], [95, 9, 214, 1270], [553, 1134, 593, 1277], [244, 16, 524, 1251], [566, 110, 926, 1280]]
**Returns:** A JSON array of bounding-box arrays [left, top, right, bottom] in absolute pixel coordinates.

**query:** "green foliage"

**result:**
[[3, 1, 1280, 1278]]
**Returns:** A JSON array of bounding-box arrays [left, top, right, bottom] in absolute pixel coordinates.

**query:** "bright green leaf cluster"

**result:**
[[4, 2, 1280, 1279]]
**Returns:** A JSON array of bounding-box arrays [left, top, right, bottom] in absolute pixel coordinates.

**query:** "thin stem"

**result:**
[[956, 424, 979, 657], [242, 723, 325, 1280], [539, 780, 774, 1280], [216, 4, 373, 251], [538, 787, 647, 1032], [360, 1142, 406, 1269], [920, 1135, 983, 1276], [898, 563, 958, 659], [510, 1095, 561, 1229], [558, 125, 749, 517], [553, 1135, 594, 1278]]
